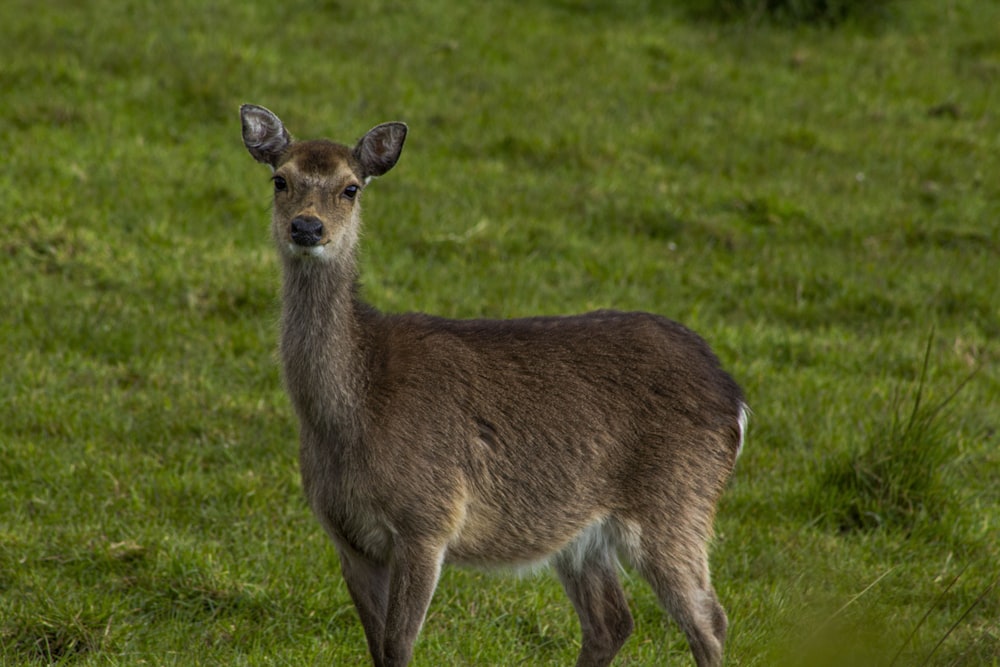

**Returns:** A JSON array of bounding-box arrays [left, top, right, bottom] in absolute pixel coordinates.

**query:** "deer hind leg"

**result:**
[[553, 524, 635, 667], [630, 526, 727, 667]]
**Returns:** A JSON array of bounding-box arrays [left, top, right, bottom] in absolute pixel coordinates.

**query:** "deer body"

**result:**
[[241, 104, 747, 667]]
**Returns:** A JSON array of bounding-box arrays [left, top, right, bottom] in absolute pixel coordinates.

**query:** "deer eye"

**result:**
[[273, 175, 288, 192], [342, 184, 359, 200]]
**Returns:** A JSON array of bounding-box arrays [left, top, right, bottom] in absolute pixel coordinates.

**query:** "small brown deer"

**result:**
[[240, 104, 748, 667]]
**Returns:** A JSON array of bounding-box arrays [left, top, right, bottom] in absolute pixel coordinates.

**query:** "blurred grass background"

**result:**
[[1, 0, 998, 664]]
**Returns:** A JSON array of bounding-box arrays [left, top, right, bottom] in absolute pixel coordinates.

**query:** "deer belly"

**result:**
[[444, 498, 607, 569]]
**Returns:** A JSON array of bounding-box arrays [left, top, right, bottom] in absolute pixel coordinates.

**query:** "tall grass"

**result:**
[[815, 333, 976, 534]]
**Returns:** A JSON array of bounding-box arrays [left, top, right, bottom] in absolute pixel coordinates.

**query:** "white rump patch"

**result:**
[[736, 402, 750, 458]]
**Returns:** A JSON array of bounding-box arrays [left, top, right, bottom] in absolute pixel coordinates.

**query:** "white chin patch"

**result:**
[[287, 243, 328, 258]]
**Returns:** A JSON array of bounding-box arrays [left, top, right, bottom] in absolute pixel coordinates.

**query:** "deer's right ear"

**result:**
[[241, 104, 291, 169]]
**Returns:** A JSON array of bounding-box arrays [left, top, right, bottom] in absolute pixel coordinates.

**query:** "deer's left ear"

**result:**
[[241, 104, 292, 169], [354, 122, 407, 181]]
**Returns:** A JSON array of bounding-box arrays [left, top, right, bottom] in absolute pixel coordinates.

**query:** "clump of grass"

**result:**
[[814, 334, 974, 534], [685, 0, 895, 25], [1, 615, 106, 664]]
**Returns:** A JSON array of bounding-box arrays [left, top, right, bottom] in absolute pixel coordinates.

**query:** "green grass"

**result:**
[[2, 0, 998, 664]]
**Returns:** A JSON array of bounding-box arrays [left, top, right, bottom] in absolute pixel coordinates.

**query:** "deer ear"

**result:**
[[241, 104, 292, 169], [354, 122, 407, 181]]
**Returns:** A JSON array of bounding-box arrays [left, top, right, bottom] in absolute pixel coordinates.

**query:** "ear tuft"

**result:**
[[354, 122, 407, 180], [241, 104, 292, 168]]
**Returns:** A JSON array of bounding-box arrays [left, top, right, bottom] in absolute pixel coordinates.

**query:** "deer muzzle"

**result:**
[[290, 216, 326, 247]]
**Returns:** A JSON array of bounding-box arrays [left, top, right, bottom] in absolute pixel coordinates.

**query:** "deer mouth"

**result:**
[[287, 241, 330, 258]]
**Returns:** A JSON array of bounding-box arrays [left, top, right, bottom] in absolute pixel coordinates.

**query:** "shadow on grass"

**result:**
[[679, 0, 897, 26]]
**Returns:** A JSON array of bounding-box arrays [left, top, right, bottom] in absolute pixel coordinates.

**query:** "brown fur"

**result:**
[[241, 104, 747, 667]]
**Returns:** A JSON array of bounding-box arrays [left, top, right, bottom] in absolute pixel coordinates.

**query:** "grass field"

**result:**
[[2, 0, 998, 664]]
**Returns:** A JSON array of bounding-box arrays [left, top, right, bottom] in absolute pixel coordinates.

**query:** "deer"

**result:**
[[240, 103, 748, 667]]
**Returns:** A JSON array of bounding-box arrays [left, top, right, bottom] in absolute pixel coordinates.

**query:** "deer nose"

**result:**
[[290, 216, 325, 246]]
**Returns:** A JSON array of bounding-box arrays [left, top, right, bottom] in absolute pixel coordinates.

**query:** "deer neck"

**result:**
[[278, 251, 369, 442]]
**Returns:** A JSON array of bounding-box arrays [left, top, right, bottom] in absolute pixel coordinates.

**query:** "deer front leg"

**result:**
[[336, 544, 390, 666], [381, 541, 446, 667]]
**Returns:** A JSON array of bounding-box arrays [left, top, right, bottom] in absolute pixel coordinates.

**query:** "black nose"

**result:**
[[290, 216, 325, 247]]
